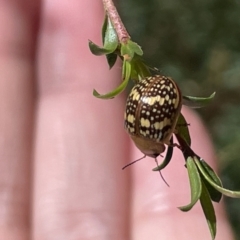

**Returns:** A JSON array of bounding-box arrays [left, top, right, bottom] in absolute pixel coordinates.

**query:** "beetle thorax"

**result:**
[[130, 135, 166, 158]]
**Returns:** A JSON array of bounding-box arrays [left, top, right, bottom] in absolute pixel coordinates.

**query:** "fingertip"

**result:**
[[129, 107, 234, 239]]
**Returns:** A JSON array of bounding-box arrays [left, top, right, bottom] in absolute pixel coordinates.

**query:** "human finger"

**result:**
[[130, 107, 233, 240], [32, 0, 131, 239], [0, 1, 40, 239]]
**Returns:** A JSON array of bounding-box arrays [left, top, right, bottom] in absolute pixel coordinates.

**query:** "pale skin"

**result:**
[[0, 0, 234, 239]]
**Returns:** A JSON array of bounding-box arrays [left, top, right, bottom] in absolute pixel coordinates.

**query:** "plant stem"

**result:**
[[102, 0, 130, 44]]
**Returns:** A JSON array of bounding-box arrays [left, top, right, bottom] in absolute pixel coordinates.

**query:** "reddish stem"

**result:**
[[102, 0, 130, 44]]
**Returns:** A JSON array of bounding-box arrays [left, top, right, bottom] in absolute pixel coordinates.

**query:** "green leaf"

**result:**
[[89, 16, 118, 57], [152, 137, 174, 171], [121, 42, 134, 60], [195, 158, 240, 198], [93, 60, 131, 99], [127, 40, 143, 56], [88, 40, 115, 56], [197, 159, 222, 187], [101, 14, 108, 44], [179, 157, 202, 211], [121, 40, 143, 61], [201, 176, 222, 203], [196, 158, 222, 202], [122, 59, 132, 82], [102, 17, 118, 53], [106, 53, 118, 69], [93, 76, 129, 99], [130, 58, 151, 80], [183, 92, 216, 108], [200, 180, 217, 240], [176, 113, 191, 146]]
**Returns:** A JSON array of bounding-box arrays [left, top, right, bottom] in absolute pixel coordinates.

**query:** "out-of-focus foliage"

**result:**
[[118, 0, 240, 238]]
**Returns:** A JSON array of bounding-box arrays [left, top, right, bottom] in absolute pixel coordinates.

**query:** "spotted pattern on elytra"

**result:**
[[124, 75, 182, 144]]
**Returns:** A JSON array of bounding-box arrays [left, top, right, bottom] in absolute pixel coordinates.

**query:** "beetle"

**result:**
[[124, 75, 182, 158]]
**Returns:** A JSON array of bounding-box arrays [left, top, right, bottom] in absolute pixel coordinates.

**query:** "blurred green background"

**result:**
[[118, 0, 240, 238]]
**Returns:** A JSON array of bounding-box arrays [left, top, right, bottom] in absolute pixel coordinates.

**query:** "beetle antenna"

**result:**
[[155, 158, 169, 187], [122, 155, 146, 170], [122, 156, 169, 187]]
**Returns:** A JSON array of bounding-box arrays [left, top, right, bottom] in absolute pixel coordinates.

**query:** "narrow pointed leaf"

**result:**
[[152, 137, 174, 171], [195, 158, 240, 198], [89, 16, 118, 57], [121, 42, 135, 60], [93, 59, 132, 99], [127, 40, 143, 56], [179, 157, 202, 211], [201, 176, 222, 203], [176, 113, 191, 146], [88, 40, 115, 56], [121, 40, 143, 61], [196, 158, 222, 202], [106, 53, 118, 69], [130, 58, 151, 80], [183, 92, 216, 108], [198, 159, 222, 187], [102, 17, 118, 53], [200, 180, 217, 240], [101, 14, 108, 44], [93, 75, 129, 99], [122, 60, 132, 82]]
